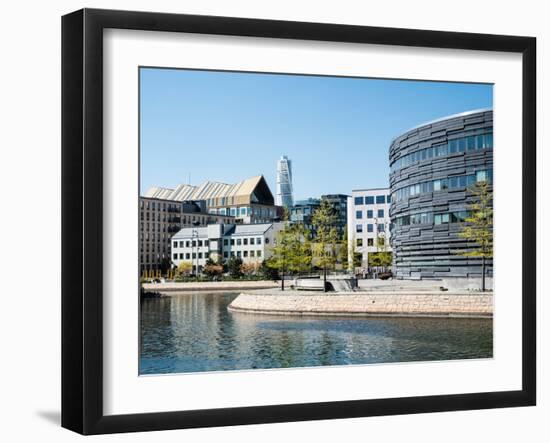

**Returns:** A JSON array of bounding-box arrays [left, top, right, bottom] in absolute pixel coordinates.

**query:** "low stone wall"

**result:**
[[143, 280, 279, 293], [228, 291, 493, 318]]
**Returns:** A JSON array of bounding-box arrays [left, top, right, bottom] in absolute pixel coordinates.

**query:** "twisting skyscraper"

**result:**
[[276, 155, 294, 208]]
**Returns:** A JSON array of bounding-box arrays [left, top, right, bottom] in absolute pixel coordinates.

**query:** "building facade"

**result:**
[[171, 222, 284, 272], [290, 198, 321, 234], [145, 175, 281, 224], [276, 155, 294, 208], [389, 109, 493, 280], [320, 194, 349, 240], [139, 197, 234, 273], [347, 188, 392, 268]]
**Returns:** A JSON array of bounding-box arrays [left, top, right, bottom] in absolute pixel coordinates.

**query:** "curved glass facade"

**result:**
[[389, 109, 493, 279]]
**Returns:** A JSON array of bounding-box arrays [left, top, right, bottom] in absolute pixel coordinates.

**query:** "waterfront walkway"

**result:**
[[142, 280, 279, 294]]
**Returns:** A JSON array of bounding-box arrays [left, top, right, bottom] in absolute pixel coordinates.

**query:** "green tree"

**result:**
[[267, 223, 312, 291], [312, 200, 339, 292], [260, 259, 279, 281], [226, 256, 244, 279], [457, 180, 493, 291]]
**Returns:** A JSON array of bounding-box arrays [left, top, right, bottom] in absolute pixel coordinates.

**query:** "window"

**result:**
[[378, 223, 385, 232], [356, 210, 363, 219], [354, 196, 364, 205], [223, 251, 228, 258], [230, 239, 235, 245], [257, 250, 262, 257], [192, 241, 196, 247], [173, 253, 177, 260], [237, 239, 242, 246], [365, 196, 374, 205], [250, 238, 255, 245], [243, 251, 248, 257], [179, 253, 184, 259], [356, 238, 363, 247], [367, 224, 373, 233], [265, 238, 270, 244], [356, 224, 363, 233], [186, 240, 190, 248], [198, 252, 203, 259], [377, 209, 384, 218], [367, 210, 373, 219], [367, 238, 374, 247], [387, 195, 391, 203], [223, 239, 229, 246], [205, 240, 209, 247], [376, 195, 385, 204], [250, 250, 255, 257], [173, 241, 178, 248], [186, 253, 190, 259], [256, 237, 262, 244], [243, 238, 248, 245], [192, 253, 196, 259], [237, 251, 242, 257]]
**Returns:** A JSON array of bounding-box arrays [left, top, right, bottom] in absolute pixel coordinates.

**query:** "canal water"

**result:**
[[140, 292, 493, 375]]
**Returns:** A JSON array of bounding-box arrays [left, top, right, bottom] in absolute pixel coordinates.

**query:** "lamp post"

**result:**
[[192, 226, 199, 280]]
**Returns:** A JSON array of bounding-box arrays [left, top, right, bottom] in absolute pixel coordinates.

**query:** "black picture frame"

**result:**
[[62, 8, 536, 435]]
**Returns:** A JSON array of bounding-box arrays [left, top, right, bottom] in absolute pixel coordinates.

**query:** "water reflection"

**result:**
[[140, 292, 493, 375]]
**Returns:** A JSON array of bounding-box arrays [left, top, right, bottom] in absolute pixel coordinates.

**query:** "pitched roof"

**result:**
[[144, 175, 274, 206]]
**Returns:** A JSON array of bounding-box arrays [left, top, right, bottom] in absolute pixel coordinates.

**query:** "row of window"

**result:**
[[356, 209, 385, 220], [140, 200, 180, 211], [394, 210, 472, 227], [173, 236, 268, 249], [172, 250, 263, 261], [390, 132, 493, 172], [356, 223, 386, 233], [209, 206, 276, 218], [354, 195, 390, 205], [392, 169, 493, 202], [356, 238, 387, 247]]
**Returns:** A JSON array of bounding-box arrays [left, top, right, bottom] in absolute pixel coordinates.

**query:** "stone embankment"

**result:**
[[142, 280, 280, 294], [228, 290, 493, 318]]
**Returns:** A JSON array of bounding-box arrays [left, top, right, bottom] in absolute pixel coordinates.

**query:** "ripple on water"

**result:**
[[139, 292, 493, 375]]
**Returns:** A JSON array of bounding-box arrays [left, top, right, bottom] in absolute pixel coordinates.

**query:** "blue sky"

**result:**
[[140, 68, 492, 200]]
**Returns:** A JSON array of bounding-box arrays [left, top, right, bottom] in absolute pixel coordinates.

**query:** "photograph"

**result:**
[[138, 68, 494, 376]]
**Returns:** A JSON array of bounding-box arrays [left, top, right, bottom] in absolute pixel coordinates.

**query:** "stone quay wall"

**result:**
[[228, 291, 493, 318]]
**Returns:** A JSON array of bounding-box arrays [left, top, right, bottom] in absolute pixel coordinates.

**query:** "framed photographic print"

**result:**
[[61, 8, 536, 435]]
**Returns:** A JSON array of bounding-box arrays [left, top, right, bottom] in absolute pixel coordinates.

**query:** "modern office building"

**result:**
[[347, 188, 392, 268], [139, 197, 234, 273], [290, 198, 321, 234], [389, 109, 493, 280], [276, 155, 294, 208], [171, 222, 284, 273], [320, 194, 349, 240], [145, 175, 281, 224]]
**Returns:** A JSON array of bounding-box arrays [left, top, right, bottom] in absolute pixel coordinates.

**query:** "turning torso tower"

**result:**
[[276, 155, 294, 209]]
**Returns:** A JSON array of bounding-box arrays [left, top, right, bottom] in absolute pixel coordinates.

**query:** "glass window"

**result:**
[[223, 251, 228, 258], [367, 224, 373, 233], [476, 170, 488, 182], [250, 251, 255, 257], [250, 238, 255, 245], [467, 136, 476, 151], [365, 196, 374, 205], [367, 238, 374, 247], [230, 239, 235, 245], [378, 223, 385, 232], [476, 134, 484, 149], [356, 238, 363, 247], [356, 210, 363, 219], [223, 239, 228, 246], [237, 239, 242, 245], [237, 251, 241, 257], [257, 237, 262, 244], [367, 210, 373, 218], [356, 224, 363, 233], [387, 195, 391, 203], [186, 253, 190, 259], [354, 196, 364, 205], [376, 195, 385, 204], [198, 252, 203, 259], [377, 209, 384, 218], [173, 241, 178, 248], [257, 250, 262, 257], [173, 253, 177, 260], [243, 251, 248, 257], [243, 238, 248, 245], [485, 133, 493, 148]]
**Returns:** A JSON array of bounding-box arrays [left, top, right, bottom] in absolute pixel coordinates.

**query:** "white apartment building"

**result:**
[[347, 188, 392, 269], [171, 222, 284, 273]]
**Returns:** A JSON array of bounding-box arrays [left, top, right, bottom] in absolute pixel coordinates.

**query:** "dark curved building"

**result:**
[[389, 109, 493, 280]]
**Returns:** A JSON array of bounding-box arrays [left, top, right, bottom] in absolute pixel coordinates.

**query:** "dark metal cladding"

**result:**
[[389, 109, 493, 279]]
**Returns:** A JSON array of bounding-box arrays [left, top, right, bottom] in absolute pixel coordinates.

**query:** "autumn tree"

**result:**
[[457, 180, 493, 291], [175, 261, 193, 278]]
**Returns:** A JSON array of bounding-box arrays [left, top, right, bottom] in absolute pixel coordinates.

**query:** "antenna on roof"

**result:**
[[188, 172, 191, 185]]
